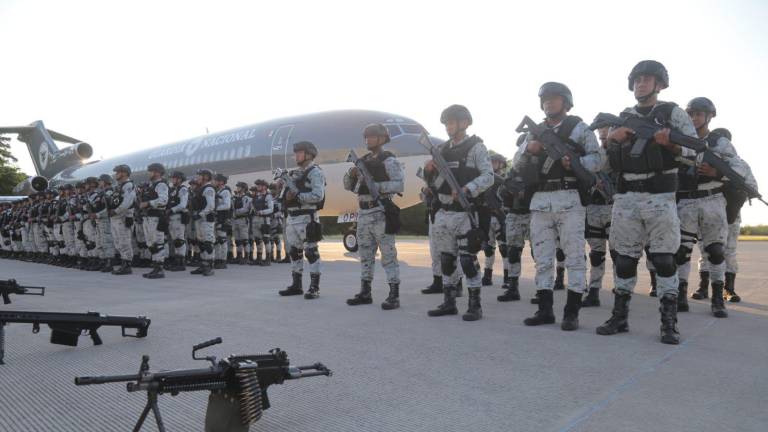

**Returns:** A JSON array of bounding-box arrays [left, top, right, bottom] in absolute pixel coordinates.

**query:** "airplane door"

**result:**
[[270, 125, 294, 171]]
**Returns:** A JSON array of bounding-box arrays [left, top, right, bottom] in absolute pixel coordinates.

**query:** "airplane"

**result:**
[[0, 110, 439, 251]]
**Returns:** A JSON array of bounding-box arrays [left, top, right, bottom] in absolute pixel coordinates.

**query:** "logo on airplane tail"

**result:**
[[38, 145, 50, 170]]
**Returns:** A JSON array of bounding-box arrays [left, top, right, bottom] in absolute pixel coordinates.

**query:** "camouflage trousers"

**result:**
[[168, 214, 187, 257], [110, 215, 134, 260], [250, 215, 271, 255], [61, 221, 76, 256], [428, 219, 441, 277], [586, 204, 612, 290], [432, 209, 481, 288], [134, 220, 150, 260], [53, 223, 64, 255], [357, 211, 400, 284], [214, 222, 231, 261], [83, 220, 99, 257], [610, 192, 680, 297], [32, 224, 46, 253], [96, 217, 114, 259], [231, 217, 250, 256], [142, 216, 167, 263], [483, 215, 510, 276], [677, 193, 728, 283], [504, 212, 531, 278], [21, 225, 33, 252], [44, 224, 59, 255], [285, 215, 321, 275], [194, 219, 215, 260], [699, 213, 740, 274], [529, 206, 587, 292], [73, 220, 87, 257]]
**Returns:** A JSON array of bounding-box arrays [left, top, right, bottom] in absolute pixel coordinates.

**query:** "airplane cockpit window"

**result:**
[[401, 124, 425, 134], [385, 125, 402, 139]]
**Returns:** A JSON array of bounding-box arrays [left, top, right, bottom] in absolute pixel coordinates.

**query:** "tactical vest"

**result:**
[[146, 180, 168, 208], [110, 181, 134, 210], [356, 151, 394, 195], [607, 103, 679, 175], [286, 165, 325, 210], [252, 193, 269, 211], [233, 195, 244, 210], [169, 185, 186, 209], [191, 184, 215, 212], [57, 199, 68, 217], [523, 116, 585, 183], [88, 192, 105, 213], [436, 136, 483, 195], [677, 130, 725, 192]]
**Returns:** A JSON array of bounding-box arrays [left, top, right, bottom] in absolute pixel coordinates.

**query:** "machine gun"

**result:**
[[515, 116, 596, 189], [1, 279, 45, 305], [0, 310, 150, 364], [588, 112, 707, 156], [75, 337, 332, 432], [272, 168, 299, 203]]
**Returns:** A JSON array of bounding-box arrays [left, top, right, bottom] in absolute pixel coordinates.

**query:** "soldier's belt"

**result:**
[[676, 187, 723, 200], [537, 179, 580, 192], [288, 209, 316, 217], [358, 201, 382, 210], [617, 173, 677, 194]]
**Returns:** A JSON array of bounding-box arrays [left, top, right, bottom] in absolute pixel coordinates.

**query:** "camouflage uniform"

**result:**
[[250, 190, 274, 262], [214, 185, 232, 265], [232, 190, 252, 261], [192, 181, 217, 272], [110, 179, 136, 262], [142, 179, 169, 264], [168, 183, 189, 263], [496, 167, 533, 301], [584, 149, 616, 305]]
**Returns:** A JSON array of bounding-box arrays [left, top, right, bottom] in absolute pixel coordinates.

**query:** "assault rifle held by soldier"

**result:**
[[0, 310, 150, 364], [1, 279, 45, 305], [75, 337, 331, 432], [589, 112, 707, 156]]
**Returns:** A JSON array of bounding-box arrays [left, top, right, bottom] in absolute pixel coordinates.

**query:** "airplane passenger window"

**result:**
[[385, 125, 402, 138], [401, 124, 424, 134]]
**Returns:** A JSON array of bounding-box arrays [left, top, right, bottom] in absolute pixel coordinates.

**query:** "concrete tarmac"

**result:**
[[0, 240, 766, 432]]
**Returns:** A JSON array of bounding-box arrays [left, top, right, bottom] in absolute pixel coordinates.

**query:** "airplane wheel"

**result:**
[[343, 230, 358, 253]]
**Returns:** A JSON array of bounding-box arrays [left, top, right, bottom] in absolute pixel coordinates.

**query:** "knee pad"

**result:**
[[589, 251, 606, 267], [499, 244, 508, 258], [650, 253, 676, 277], [202, 241, 214, 254], [705, 242, 725, 265], [148, 245, 158, 254], [289, 247, 303, 261], [483, 245, 495, 258], [304, 247, 320, 264], [440, 253, 457, 276], [459, 254, 479, 278], [674, 246, 692, 265], [556, 248, 565, 262], [507, 246, 522, 264], [614, 254, 639, 279], [173, 239, 186, 248]]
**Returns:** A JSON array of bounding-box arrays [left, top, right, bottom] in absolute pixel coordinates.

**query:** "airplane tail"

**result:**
[[0, 120, 93, 179]]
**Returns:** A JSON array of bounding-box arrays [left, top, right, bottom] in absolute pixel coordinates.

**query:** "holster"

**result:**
[[306, 220, 323, 242], [383, 200, 401, 235]]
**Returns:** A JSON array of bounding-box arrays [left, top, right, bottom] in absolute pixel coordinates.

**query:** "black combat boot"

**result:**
[[428, 285, 458, 317], [168, 256, 186, 271], [421, 275, 443, 294], [677, 280, 689, 312], [553, 267, 565, 290], [200, 260, 214, 276], [561, 290, 583, 331], [275, 248, 282, 263], [112, 259, 133, 275], [462, 287, 483, 321], [482, 268, 493, 286], [530, 291, 540, 304], [724, 272, 740, 302], [659, 294, 680, 345], [649, 271, 657, 297], [582, 287, 601, 307], [143, 262, 165, 279], [692, 271, 709, 300], [710, 281, 728, 318], [213, 259, 226, 269], [305, 273, 320, 299], [254, 253, 264, 266], [502, 269, 509, 287], [237, 254, 246, 265], [524, 290, 556, 326], [381, 283, 400, 310], [455, 278, 464, 298], [227, 251, 236, 264], [279, 272, 303, 296], [596, 292, 631, 335], [87, 257, 101, 271], [260, 250, 271, 267], [497, 277, 521, 302], [100, 258, 114, 273], [347, 280, 373, 305]]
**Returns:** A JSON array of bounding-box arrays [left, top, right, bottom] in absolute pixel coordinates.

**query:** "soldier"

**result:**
[[278, 141, 326, 299], [95, 174, 117, 272], [596, 60, 698, 344], [582, 126, 617, 307], [109, 164, 136, 275], [133, 182, 151, 268], [59, 184, 77, 267], [72, 182, 89, 269], [190, 169, 217, 276], [696, 128, 752, 303], [420, 183, 444, 295], [676, 98, 755, 317], [497, 135, 534, 302], [186, 177, 201, 266], [343, 123, 404, 310], [51, 185, 68, 266], [139, 163, 169, 279], [480, 153, 510, 288], [423, 105, 493, 321], [250, 180, 274, 266], [231, 181, 252, 264], [82, 178, 103, 270], [269, 182, 289, 263], [167, 171, 189, 271], [513, 83, 601, 331], [213, 173, 232, 269], [43, 189, 60, 263]]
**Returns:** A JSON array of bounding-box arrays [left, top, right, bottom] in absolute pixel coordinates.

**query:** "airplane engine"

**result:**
[[12, 176, 49, 195], [44, 142, 93, 175]]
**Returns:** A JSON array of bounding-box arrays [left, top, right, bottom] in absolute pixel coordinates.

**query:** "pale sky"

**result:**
[[2, 0, 767, 224]]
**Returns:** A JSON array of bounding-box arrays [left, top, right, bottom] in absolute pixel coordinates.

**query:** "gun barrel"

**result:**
[[75, 373, 139, 386]]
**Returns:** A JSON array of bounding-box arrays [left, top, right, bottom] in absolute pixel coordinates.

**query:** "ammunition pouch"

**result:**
[[382, 199, 401, 235], [306, 219, 323, 242], [181, 212, 190, 225], [465, 227, 484, 254]]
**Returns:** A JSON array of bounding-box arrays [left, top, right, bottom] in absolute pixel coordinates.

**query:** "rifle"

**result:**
[[0, 310, 150, 364], [272, 168, 299, 202], [1, 279, 45, 305], [75, 337, 332, 431], [418, 131, 479, 228], [699, 150, 767, 206], [588, 112, 707, 156], [593, 172, 616, 203], [515, 116, 596, 189]]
